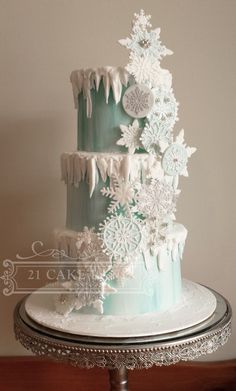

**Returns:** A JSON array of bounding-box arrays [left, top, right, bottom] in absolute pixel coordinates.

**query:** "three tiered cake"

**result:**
[[54, 10, 196, 317]]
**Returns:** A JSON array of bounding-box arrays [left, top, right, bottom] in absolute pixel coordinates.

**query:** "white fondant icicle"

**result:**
[[70, 67, 130, 117], [61, 152, 159, 197]]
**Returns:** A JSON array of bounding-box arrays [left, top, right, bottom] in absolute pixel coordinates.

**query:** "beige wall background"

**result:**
[[0, 0, 235, 359]]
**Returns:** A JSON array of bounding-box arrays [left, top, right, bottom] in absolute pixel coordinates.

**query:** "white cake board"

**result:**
[[25, 279, 217, 338]]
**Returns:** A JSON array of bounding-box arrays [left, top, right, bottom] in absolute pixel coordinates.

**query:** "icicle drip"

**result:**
[[61, 152, 158, 197], [70, 67, 130, 117], [157, 224, 188, 271]]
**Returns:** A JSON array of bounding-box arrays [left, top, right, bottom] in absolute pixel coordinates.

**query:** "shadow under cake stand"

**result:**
[[14, 284, 232, 391]]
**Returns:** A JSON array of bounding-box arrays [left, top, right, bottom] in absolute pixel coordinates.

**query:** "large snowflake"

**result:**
[[136, 179, 178, 221], [101, 176, 136, 215], [117, 119, 143, 153], [54, 273, 116, 315], [140, 122, 172, 154], [119, 10, 173, 61], [75, 229, 112, 277], [162, 129, 197, 177], [99, 215, 143, 261], [148, 86, 178, 130]]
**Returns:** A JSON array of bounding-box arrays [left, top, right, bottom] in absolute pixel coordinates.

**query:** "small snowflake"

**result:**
[[122, 84, 154, 118], [76, 231, 112, 277], [75, 226, 95, 251], [133, 9, 152, 30], [99, 215, 143, 261], [117, 119, 143, 153], [140, 121, 172, 154], [162, 129, 197, 176], [54, 292, 77, 316], [106, 260, 134, 282], [148, 86, 178, 130], [136, 179, 178, 221], [101, 176, 136, 215], [144, 219, 169, 256]]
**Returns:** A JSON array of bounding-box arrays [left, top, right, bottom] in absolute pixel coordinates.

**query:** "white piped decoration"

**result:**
[[117, 119, 143, 154]]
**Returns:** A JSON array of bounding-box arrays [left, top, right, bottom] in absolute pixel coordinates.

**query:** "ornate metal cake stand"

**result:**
[[14, 287, 232, 391]]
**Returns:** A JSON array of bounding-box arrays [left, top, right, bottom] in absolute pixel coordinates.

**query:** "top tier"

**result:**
[[70, 66, 172, 152]]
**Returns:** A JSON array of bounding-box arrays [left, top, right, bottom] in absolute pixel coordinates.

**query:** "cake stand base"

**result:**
[[109, 367, 128, 391]]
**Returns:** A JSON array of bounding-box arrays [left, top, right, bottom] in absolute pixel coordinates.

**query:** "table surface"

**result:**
[[14, 287, 232, 369]]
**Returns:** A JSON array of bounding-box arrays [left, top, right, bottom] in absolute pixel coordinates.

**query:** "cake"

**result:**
[[54, 10, 196, 317]]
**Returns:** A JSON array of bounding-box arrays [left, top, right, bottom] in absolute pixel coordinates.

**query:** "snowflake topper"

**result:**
[[119, 10, 173, 85]]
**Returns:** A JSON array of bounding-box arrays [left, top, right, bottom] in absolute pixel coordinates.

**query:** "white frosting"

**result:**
[[70, 67, 130, 117], [61, 151, 162, 197]]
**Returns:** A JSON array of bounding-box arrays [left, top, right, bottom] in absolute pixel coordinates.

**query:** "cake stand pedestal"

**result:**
[[14, 288, 232, 391]]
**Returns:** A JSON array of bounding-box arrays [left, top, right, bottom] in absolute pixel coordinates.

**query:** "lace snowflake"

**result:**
[[148, 86, 178, 130], [99, 215, 143, 262], [136, 179, 178, 221], [75, 229, 112, 277], [140, 121, 172, 154], [119, 10, 173, 61], [162, 129, 197, 177], [101, 176, 136, 215], [122, 84, 154, 118], [117, 119, 143, 153]]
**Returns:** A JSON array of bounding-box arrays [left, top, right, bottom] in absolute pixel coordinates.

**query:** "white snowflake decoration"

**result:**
[[144, 219, 169, 256], [101, 176, 136, 215], [117, 119, 143, 153], [76, 230, 112, 277], [122, 84, 154, 118], [126, 53, 162, 86], [136, 179, 178, 221], [99, 215, 143, 261], [148, 86, 179, 130], [119, 10, 173, 62], [140, 121, 172, 154], [162, 129, 197, 177]]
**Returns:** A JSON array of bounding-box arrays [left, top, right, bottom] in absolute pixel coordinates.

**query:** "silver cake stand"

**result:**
[[14, 287, 232, 391]]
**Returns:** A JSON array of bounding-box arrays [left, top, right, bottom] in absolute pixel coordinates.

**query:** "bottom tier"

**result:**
[[55, 223, 187, 316]]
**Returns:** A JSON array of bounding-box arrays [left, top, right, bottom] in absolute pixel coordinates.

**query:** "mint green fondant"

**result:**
[[66, 180, 109, 231], [77, 83, 145, 152], [103, 252, 182, 316]]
